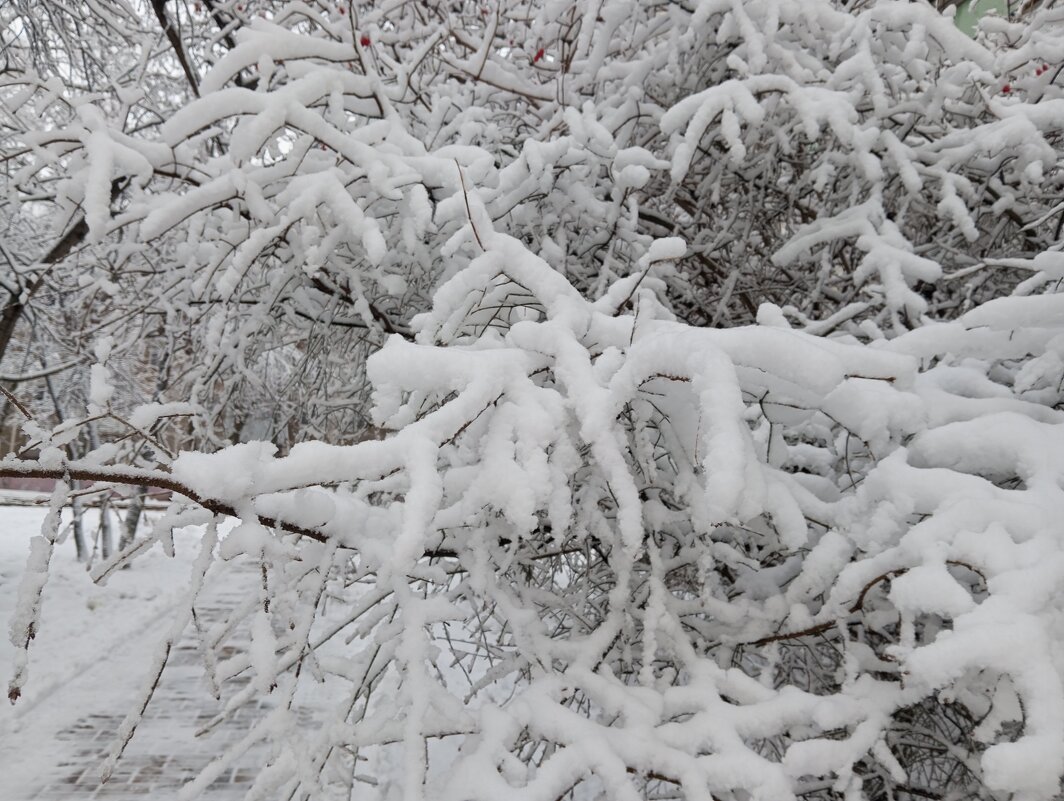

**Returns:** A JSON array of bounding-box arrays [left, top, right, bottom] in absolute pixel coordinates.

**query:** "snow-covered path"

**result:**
[[0, 507, 279, 799]]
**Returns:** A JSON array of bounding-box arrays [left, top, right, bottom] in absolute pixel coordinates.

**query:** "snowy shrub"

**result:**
[[8, 229, 1064, 799], [6, 1, 1064, 799], [16, 0, 1064, 441]]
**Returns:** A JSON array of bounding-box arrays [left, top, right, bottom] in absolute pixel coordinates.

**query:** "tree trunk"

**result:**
[[87, 422, 114, 559], [98, 497, 115, 560], [120, 486, 146, 551], [70, 490, 88, 562]]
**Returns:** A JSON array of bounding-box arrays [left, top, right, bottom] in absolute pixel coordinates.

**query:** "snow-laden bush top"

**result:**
[[9, 221, 1064, 799], [7, 0, 1064, 446]]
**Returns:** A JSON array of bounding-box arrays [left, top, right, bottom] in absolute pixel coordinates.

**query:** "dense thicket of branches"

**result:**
[[5, 2, 1064, 800]]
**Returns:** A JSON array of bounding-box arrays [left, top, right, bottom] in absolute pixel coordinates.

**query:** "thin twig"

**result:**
[[455, 159, 485, 251], [0, 384, 32, 419]]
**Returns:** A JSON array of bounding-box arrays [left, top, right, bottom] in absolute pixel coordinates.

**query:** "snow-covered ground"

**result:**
[[0, 505, 202, 798], [0, 505, 394, 800]]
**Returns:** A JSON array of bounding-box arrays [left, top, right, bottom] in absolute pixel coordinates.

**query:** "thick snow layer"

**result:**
[[13, 0, 1064, 797]]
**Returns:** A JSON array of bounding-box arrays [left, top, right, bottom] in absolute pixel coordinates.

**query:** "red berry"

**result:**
[[360, 35, 371, 46], [1002, 83, 1012, 93], [338, 5, 346, 13], [533, 48, 544, 63]]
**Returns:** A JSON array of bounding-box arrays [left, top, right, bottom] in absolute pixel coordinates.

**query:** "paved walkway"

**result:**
[[22, 563, 289, 800]]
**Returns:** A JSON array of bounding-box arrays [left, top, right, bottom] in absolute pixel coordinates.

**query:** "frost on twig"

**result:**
[[7, 483, 67, 703]]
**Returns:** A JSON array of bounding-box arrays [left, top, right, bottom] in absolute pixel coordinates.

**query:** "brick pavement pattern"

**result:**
[[27, 568, 285, 800]]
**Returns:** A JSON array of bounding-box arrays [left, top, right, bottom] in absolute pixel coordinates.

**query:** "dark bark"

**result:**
[[149, 0, 200, 96], [120, 485, 146, 551], [0, 218, 87, 366]]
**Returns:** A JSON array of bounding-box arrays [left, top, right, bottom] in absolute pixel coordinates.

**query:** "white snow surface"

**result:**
[[0, 506, 199, 797]]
